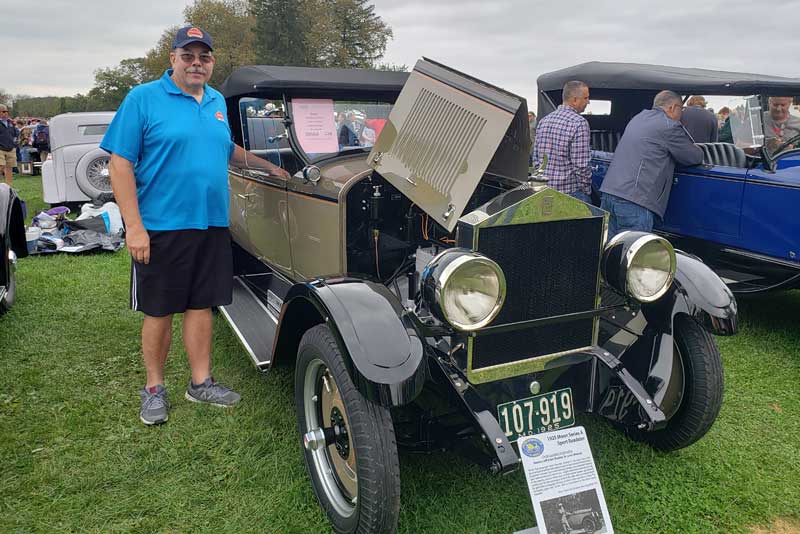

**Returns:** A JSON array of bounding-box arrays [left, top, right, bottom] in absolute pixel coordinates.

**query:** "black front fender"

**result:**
[[643, 250, 738, 336], [0, 184, 28, 259], [274, 276, 426, 407]]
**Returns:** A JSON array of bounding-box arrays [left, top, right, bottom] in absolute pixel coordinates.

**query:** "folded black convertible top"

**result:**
[[537, 61, 800, 95], [221, 65, 409, 99]]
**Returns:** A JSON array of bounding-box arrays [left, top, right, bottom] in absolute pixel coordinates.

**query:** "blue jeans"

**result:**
[[568, 190, 592, 204], [600, 193, 654, 238]]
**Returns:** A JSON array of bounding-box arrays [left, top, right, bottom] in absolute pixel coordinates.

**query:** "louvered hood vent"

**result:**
[[369, 58, 530, 232]]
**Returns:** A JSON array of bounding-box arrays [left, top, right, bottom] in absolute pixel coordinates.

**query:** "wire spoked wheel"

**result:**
[[295, 324, 400, 534], [86, 156, 112, 192]]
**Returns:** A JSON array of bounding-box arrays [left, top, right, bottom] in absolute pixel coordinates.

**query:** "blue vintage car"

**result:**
[[537, 62, 800, 293]]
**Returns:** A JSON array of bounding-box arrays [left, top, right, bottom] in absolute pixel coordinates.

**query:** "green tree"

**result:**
[[144, 0, 256, 88], [248, 0, 392, 68], [318, 0, 392, 68], [87, 57, 147, 110], [250, 0, 314, 66]]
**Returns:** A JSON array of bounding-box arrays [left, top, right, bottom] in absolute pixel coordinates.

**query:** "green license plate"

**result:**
[[496, 387, 575, 441]]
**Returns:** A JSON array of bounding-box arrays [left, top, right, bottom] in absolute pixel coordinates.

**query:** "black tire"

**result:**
[[0, 240, 16, 314], [631, 315, 724, 451], [582, 517, 596, 534], [295, 324, 400, 534]]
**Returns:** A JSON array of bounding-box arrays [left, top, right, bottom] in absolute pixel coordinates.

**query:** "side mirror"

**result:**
[[302, 165, 321, 185]]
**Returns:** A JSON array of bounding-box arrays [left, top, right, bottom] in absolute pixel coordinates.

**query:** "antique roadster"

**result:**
[[538, 62, 800, 293], [219, 60, 737, 533]]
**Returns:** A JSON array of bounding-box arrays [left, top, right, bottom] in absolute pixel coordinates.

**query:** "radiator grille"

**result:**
[[389, 88, 486, 196], [471, 217, 603, 370]]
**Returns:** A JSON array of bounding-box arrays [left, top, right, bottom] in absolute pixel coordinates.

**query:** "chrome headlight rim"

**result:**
[[423, 249, 507, 332], [624, 233, 676, 302], [602, 231, 676, 303]]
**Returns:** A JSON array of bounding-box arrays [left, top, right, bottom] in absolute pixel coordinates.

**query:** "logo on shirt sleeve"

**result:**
[[215, 111, 225, 122]]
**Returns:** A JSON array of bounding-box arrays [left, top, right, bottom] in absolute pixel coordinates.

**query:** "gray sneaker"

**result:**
[[139, 384, 169, 425], [185, 377, 241, 408]]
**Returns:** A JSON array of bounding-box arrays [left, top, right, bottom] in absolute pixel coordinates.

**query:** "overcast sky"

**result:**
[[4, 0, 800, 110]]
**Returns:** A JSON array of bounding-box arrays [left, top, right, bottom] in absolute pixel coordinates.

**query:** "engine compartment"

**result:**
[[345, 172, 513, 300]]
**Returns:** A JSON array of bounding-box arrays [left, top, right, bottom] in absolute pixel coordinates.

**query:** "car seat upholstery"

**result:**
[[590, 130, 622, 152], [695, 143, 747, 168]]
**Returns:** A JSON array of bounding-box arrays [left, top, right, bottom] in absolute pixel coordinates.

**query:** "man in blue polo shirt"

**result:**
[[101, 26, 290, 426]]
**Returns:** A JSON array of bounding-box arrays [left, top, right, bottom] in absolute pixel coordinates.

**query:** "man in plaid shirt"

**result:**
[[533, 81, 592, 202]]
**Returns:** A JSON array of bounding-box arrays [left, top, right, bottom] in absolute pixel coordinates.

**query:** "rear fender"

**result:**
[[273, 276, 426, 407]]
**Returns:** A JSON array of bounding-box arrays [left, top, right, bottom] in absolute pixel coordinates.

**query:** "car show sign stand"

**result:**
[[516, 427, 614, 534]]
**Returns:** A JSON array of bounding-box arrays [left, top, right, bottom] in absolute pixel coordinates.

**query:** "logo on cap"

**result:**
[[215, 111, 225, 122], [187, 27, 204, 38]]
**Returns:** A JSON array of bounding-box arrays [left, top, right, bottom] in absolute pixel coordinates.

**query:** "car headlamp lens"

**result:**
[[602, 232, 676, 302], [422, 250, 506, 331], [628, 238, 675, 300]]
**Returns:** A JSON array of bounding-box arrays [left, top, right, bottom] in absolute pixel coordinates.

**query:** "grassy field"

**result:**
[[1, 173, 799, 533]]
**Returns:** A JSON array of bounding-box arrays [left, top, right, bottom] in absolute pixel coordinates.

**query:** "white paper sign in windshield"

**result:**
[[293, 99, 338, 154]]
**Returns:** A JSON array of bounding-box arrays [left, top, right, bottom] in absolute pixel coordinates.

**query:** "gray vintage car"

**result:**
[[219, 59, 737, 534], [41, 112, 115, 205]]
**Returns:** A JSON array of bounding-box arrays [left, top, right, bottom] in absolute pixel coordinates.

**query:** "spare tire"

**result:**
[[75, 148, 114, 201]]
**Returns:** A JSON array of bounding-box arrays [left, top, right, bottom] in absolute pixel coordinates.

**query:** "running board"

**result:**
[[218, 276, 279, 372]]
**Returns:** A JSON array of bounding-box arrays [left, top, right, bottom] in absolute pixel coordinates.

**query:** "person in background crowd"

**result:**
[[32, 119, 50, 163], [681, 95, 717, 143], [717, 107, 733, 143], [532, 81, 592, 202], [0, 104, 17, 185], [763, 96, 800, 150], [338, 110, 361, 147], [600, 90, 703, 237], [14, 120, 25, 169], [359, 112, 376, 147], [100, 25, 290, 426]]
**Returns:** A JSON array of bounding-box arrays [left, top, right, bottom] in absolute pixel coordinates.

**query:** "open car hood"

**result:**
[[368, 59, 531, 232]]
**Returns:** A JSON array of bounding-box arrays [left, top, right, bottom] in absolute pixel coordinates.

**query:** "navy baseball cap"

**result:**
[[172, 26, 214, 51]]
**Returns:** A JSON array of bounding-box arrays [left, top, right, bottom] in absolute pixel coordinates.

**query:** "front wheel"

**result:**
[[582, 517, 596, 534], [295, 324, 400, 534], [631, 315, 724, 451]]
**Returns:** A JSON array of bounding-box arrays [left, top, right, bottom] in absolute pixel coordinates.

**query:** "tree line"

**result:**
[[5, 0, 401, 117]]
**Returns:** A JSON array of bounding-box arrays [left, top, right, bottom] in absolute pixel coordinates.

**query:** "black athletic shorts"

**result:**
[[130, 227, 233, 317]]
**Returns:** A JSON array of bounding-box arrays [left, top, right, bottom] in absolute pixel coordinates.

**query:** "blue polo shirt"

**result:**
[[100, 70, 234, 231]]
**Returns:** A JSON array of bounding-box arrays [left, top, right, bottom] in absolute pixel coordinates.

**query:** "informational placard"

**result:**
[[518, 427, 613, 534], [292, 98, 338, 154]]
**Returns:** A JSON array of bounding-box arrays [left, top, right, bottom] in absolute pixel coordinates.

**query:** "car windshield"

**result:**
[[703, 94, 800, 156], [288, 98, 394, 162]]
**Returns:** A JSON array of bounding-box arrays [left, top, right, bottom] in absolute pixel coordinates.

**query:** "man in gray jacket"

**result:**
[[600, 91, 703, 237]]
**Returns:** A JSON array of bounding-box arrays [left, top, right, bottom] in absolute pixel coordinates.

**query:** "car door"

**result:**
[[740, 151, 800, 263], [658, 162, 745, 242]]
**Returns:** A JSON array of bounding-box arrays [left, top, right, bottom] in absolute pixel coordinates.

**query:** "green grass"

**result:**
[[1, 173, 799, 533]]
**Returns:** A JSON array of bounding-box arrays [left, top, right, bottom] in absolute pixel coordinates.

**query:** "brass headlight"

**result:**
[[421, 249, 506, 331], [602, 232, 676, 302]]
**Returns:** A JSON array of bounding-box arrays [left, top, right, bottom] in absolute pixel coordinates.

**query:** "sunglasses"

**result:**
[[177, 52, 214, 64]]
